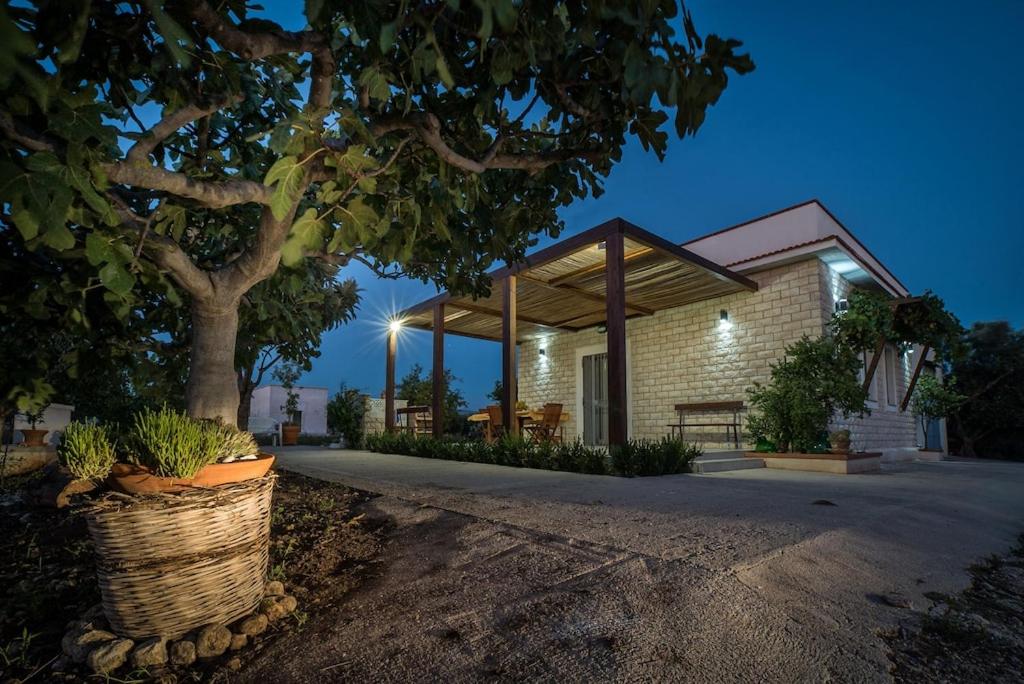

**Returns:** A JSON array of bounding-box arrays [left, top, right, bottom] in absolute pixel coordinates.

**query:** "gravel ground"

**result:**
[[253, 449, 1024, 682]]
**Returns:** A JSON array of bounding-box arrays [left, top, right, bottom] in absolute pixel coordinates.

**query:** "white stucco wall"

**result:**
[[250, 385, 328, 435]]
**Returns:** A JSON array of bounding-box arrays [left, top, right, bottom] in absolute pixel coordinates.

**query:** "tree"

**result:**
[[910, 373, 964, 451], [1, 1, 753, 424], [326, 382, 367, 447], [747, 336, 867, 453], [947, 321, 1024, 459], [235, 262, 359, 428], [272, 360, 302, 424], [397, 363, 466, 435]]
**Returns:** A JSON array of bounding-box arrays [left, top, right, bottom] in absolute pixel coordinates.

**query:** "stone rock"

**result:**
[[277, 595, 298, 615], [196, 623, 232, 658], [169, 640, 196, 667], [262, 600, 288, 622], [264, 580, 285, 597], [229, 633, 248, 651], [227, 656, 242, 671], [130, 637, 168, 669], [237, 614, 268, 636], [87, 637, 134, 674], [62, 628, 116, 664], [83, 604, 106, 621]]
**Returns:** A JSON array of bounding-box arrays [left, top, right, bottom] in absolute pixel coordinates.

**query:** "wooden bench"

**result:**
[[395, 405, 432, 435], [667, 401, 745, 448]]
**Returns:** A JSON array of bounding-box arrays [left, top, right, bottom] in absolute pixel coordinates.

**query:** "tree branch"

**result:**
[[125, 98, 240, 164], [106, 162, 270, 208], [0, 110, 56, 152], [188, 1, 327, 60], [372, 112, 596, 174]]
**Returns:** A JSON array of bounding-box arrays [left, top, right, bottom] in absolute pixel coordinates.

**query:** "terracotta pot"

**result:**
[[108, 453, 276, 494], [21, 428, 48, 447], [281, 423, 300, 446]]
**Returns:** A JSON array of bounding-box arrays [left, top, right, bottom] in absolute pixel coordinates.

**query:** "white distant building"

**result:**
[[250, 385, 328, 435], [11, 403, 75, 446]]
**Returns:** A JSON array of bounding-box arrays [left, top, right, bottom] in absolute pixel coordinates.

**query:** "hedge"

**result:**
[[363, 432, 701, 477]]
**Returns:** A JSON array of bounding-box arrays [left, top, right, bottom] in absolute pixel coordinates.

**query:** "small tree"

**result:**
[[272, 360, 302, 425], [910, 374, 964, 450], [397, 363, 467, 435], [747, 336, 867, 453], [326, 383, 367, 448]]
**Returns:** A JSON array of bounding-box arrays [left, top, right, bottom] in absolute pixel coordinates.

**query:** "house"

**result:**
[[390, 200, 942, 460], [8, 403, 75, 446], [249, 385, 329, 435]]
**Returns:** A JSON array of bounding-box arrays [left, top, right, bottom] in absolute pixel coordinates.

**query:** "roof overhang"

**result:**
[[398, 218, 758, 342]]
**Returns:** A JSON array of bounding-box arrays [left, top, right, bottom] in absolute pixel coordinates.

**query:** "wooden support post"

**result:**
[[385, 329, 396, 433], [605, 227, 628, 448], [502, 276, 518, 436], [432, 304, 445, 438], [862, 335, 887, 393], [900, 344, 930, 412]]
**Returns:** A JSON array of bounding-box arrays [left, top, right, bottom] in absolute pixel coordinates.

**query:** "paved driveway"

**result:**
[[270, 448, 1024, 681]]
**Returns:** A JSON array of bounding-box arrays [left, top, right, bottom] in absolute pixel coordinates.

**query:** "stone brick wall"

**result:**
[[517, 257, 920, 453], [818, 262, 919, 454]]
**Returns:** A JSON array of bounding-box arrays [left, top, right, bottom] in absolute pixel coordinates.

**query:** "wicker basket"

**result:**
[[81, 474, 275, 639]]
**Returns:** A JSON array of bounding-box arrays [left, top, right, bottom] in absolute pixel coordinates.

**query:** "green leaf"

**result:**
[[42, 223, 75, 251], [85, 233, 117, 266], [141, 0, 193, 67], [281, 208, 325, 266], [99, 262, 136, 296], [358, 66, 391, 102], [435, 53, 455, 89], [263, 155, 305, 221], [379, 20, 398, 52], [11, 209, 39, 240]]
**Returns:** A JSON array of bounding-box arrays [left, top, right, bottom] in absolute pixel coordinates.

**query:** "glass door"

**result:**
[[582, 352, 608, 446]]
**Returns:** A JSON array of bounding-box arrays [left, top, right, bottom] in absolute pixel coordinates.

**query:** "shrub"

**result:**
[[126, 406, 221, 478], [58, 421, 117, 481], [611, 437, 701, 477], [326, 384, 367, 447], [215, 424, 259, 460], [364, 432, 700, 477], [296, 433, 334, 446], [747, 335, 867, 452]]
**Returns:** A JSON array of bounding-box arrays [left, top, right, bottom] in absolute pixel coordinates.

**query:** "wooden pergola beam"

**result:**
[[432, 303, 445, 438], [446, 300, 573, 331], [548, 246, 654, 285], [518, 273, 655, 315], [502, 276, 518, 436], [605, 229, 628, 447], [900, 344, 930, 412], [862, 335, 887, 393], [385, 329, 396, 433]]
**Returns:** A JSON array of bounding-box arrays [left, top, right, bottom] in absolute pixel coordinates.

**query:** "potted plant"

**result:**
[[107, 406, 273, 494], [829, 429, 851, 454], [20, 405, 49, 447], [274, 361, 302, 446], [57, 409, 276, 640]]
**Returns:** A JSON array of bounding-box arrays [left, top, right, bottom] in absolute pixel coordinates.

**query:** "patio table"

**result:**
[[468, 409, 571, 442]]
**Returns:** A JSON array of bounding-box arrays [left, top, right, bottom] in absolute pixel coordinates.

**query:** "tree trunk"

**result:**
[[187, 301, 241, 425], [236, 366, 254, 430]]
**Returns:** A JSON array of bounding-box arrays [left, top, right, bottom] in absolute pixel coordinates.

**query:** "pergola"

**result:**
[[385, 218, 758, 447]]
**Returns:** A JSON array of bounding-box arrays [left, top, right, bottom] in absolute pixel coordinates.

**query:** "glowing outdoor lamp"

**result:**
[[388, 319, 403, 334], [718, 309, 732, 331]]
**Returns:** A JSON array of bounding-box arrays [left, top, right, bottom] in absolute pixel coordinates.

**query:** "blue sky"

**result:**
[[265, 0, 1024, 407]]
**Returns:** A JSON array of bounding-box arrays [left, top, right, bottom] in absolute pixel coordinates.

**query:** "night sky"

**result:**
[[261, 1, 1024, 408]]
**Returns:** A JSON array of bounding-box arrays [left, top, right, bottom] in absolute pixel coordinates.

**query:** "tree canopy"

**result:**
[[0, 0, 753, 423]]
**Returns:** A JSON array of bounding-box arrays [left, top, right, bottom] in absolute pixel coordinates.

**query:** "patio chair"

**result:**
[[524, 403, 563, 444], [485, 404, 507, 442]]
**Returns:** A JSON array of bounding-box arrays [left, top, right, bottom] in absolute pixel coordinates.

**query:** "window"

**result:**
[[883, 345, 898, 407]]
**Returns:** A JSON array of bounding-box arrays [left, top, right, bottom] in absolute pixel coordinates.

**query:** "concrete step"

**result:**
[[694, 457, 764, 474]]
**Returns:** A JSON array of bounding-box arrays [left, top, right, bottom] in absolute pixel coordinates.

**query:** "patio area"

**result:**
[[257, 447, 1024, 681]]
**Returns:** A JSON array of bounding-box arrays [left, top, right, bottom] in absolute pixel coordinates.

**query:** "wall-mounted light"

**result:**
[[538, 348, 547, 357], [597, 324, 607, 334], [718, 309, 732, 331], [834, 299, 849, 314], [596, 241, 607, 250]]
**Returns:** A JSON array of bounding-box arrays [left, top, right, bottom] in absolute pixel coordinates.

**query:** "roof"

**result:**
[[399, 218, 757, 342], [682, 199, 909, 296]]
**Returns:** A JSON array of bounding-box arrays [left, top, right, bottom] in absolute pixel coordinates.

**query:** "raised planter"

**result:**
[[1, 445, 56, 476], [81, 474, 275, 639], [108, 453, 275, 495], [281, 424, 299, 446], [744, 450, 881, 474], [21, 428, 49, 447]]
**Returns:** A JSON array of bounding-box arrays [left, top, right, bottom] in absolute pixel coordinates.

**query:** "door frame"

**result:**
[[575, 341, 633, 444]]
